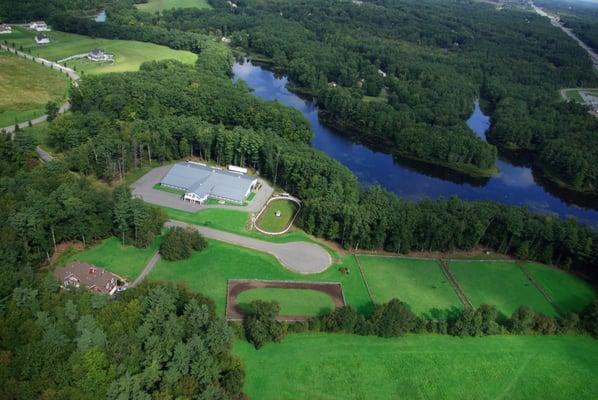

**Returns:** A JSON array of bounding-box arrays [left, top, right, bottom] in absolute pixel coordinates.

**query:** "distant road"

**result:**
[[531, 2, 598, 69]]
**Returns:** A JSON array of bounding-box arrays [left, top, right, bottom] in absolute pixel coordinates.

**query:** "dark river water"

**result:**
[[232, 60, 598, 226]]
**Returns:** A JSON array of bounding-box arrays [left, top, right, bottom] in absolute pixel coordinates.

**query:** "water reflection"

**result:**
[[232, 59, 598, 226]]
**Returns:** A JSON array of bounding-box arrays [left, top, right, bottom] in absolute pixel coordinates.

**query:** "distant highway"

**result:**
[[530, 2, 598, 69]]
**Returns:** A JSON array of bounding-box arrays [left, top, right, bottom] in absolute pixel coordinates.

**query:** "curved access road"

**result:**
[[165, 220, 332, 274]]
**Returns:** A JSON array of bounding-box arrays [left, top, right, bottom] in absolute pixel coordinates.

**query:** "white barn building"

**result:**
[[30, 21, 49, 31], [160, 162, 257, 204], [0, 24, 12, 34]]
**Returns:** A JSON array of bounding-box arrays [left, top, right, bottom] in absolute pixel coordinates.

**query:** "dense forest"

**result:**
[[76, 0, 598, 191]]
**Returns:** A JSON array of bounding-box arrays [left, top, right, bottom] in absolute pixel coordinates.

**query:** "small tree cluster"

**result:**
[[243, 300, 284, 349], [160, 226, 207, 261]]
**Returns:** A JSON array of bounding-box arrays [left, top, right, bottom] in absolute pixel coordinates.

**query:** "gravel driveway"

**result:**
[[166, 220, 332, 274]]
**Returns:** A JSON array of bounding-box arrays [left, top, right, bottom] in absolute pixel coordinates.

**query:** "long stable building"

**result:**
[[160, 162, 257, 204]]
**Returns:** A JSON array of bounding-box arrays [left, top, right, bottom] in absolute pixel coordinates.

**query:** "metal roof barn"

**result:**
[[160, 162, 257, 204]]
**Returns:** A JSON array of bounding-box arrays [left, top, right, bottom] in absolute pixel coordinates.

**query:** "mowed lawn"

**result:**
[[63, 236, 161, 281], [448, 261, 557, 317], [256, 199, 298, 233], [136, 0, 211, 12], [236, 288, 335, 317], [149, 239, 372, 315], [0, 52, 69, 127], [359, 256, 462, 319], [235, 333, 598, 400], [3, 27, 196, 75], [526, 262, 596, 314]]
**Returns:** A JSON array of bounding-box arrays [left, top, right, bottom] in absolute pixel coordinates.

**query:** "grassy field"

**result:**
[[149, 239, 372, 315], [235, 333, 598, 400], [136, 0, 211, 12], [358, 256, 462, 319], [3, 27, 196, 75], [236, 288, 335, 317], [526, 263, 596, 314], [153, 183, 185, 196], [62, 236, 161, 281], [256, 199, 298, 233], [0, 51, 69, 127], [449, 261, 557, 317]]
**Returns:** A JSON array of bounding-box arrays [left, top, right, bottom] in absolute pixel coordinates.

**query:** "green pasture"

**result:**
[[236, 288, 335, 317], [358, 256, 462, 319], [149, 239, 372, 315], [62, 236, 161, 281], [448, 261, 557, 317], [526, 263, 596, 314], [235, 333, 598, 400], [153, 183, 185, 196], [3, 27, 196, 75], [256, 199, 298, 233], [0, 51, 69, 127], [136, 0, 211, 13]]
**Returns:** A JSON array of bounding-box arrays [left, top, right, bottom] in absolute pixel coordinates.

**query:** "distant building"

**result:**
[[377, 69, 387, 78], [29, 21, 49, 31], [54, 261, 123, 295], [87, 48, 114, 62], [0, 24, 12, 34], [160, 161, 257, 204], [35, 34, 50, 45]]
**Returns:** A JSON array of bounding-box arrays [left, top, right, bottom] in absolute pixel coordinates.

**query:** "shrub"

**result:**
[[581, 300, 598, 338], [243, 300, 284, 349], [160, 227, 207, 261], [370, 299, 417, 337]]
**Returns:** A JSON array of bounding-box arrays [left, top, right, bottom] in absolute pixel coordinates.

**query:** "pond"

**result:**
[[232, 60, 598, 226]]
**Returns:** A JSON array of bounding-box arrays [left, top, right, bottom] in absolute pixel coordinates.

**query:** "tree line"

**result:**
[[238, 298, 598, 349]]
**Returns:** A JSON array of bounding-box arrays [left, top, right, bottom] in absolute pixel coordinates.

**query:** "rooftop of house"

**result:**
[[35, 33, 48, 40], [161, 162, 256, 203], [90, 48, 104, 55], [54, 261, 121, 294]]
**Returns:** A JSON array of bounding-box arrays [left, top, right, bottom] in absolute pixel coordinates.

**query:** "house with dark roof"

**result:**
[[87, 48, 114, 62], [0, 24, 12, 34], [54, 261, 123, 295], [160, 161, 257, 204], [35, 33, 50, 44]]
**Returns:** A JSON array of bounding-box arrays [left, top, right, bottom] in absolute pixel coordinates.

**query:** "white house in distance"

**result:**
[[29, 21, 49, 31], [87, 48, 114, 62], [35, 34, 50, 45], [0, 24, 12, 34], [160, 161, 257, 205]]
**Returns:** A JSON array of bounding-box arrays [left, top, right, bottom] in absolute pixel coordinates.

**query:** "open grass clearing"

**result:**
[[525, 262, 596, 314], [153, 183, 185, 196], [3, 27, 196, 75], [235, 333, 598, 400], [449, 261, 557, 317], [236, 288, 335, 317], [358, 256, 462, 319], [149, 239, 372, 315], [0, 51, 69, 127], [61, 236, 161, 281], [136, 0, 211, 13], [256, 198, 298, 233]]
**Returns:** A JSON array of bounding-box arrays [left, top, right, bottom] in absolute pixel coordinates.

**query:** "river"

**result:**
[[232, 60, 598, 226]]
